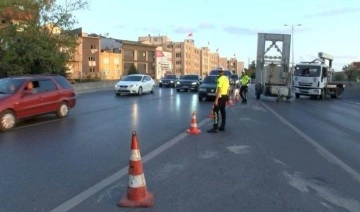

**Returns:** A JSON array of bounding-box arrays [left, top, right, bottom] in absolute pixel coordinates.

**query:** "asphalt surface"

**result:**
[[1, 84, 359, 212]]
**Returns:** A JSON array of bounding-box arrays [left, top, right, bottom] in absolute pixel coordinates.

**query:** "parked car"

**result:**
[[198, 75, 218, 101], [114, 74, 155, 96], [0, 74, 76, 132], [176, 74, 202, 92], [159, 74, 178, 88]]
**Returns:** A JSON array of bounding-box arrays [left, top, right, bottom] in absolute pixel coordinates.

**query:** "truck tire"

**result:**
[[330, 90, 338, 98], [256, 91, 261, 99], [320, 89, 325, 100], [295, 93, 300, 99]]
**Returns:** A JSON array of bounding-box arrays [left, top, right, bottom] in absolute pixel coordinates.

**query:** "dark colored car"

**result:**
[[159, 74, 178, 88], [0, 75, 76, 131], [176, 74, 202, 92], [198, 75, 218, 101]]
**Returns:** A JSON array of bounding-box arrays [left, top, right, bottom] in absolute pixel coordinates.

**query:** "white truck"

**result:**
[[255, 33, 292, 102], [292, 52, 345, 99]]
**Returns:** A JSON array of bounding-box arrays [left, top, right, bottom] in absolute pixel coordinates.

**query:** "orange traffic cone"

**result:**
[[227, 96, 233, 107], [186, 112, 201, 134], [117, 131, 154, 208]]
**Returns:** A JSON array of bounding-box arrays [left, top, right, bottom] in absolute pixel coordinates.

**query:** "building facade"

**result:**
[[120, 40, 157, 78]]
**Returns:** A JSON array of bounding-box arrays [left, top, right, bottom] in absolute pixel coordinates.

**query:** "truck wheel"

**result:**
[[256, 92, 260, 100], [331, 91, 338, 98], [295, 93, 300, 99], [320, 89, 325, 100]]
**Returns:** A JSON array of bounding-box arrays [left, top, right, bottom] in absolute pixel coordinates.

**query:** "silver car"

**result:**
[[114, 74, 155, 96]]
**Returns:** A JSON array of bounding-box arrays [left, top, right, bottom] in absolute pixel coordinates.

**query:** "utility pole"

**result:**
[[284, 24, 301, 68]]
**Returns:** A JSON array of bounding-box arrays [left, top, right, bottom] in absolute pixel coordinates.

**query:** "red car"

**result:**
[[0, 75, 76, 131]]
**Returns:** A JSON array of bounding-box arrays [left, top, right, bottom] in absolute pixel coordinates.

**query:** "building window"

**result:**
[[137, 63, 146, 73], [137, 51, 146, 61], [176, 53, 181, 58], [124, 50, 134, 60], [176, 61, 181, 65], [90, 45, 96, 49], [148, 51, 155, 62]]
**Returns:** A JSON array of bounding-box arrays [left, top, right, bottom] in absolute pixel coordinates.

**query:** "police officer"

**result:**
[[240, 70, 250, 104], [208, 68, 230, 133]]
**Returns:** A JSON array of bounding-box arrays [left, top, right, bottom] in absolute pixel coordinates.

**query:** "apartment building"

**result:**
[[0, 4, 36, 29], [140, 35, 223, 77], [99, 38, 122, 80], [227, 58, 244, 74], [120, 40, 157, 78], [200, 47, 220, 76], [67, 28, 101, 80]]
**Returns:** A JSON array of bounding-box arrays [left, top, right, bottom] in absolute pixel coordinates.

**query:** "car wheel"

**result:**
[[295, 93, 300, 99], [138, 87, 143, 95], [56, 102, 69, 118], [159, 83, 162, 88], [0, 110, 16, 132], [115, 93, 120, 96], [176, 89, 180, 92], [150, 85, 155, 94]]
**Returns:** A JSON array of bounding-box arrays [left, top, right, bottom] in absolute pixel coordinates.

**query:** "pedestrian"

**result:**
[[239, 70, 251, 104], [207, 68, 230, 133]]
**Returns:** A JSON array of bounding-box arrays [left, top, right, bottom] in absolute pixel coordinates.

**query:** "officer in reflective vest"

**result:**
[[240, 70, 250, 104], [208, 68, 230, 133]]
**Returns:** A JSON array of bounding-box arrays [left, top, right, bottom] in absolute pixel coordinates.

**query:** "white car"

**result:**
[[114, 74, 155, 96]]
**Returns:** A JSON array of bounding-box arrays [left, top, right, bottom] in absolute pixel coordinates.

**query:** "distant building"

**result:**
[[120, 40, 157, 78], [68, 28, 101, 80]]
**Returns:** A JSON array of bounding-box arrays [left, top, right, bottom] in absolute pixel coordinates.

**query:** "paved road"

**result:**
[[0, 85, 359, 212]]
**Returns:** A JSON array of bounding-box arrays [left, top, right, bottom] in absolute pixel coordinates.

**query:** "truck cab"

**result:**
[[292, 52, 345, 99]]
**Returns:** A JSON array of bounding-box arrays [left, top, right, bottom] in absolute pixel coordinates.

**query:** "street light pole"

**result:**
[[284, 24, 301, 68]]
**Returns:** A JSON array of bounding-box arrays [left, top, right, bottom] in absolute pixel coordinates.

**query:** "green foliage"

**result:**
[[0, 0, 89, 78], [342, 64, 360, 82], [244, 60, 256, 78], [333, 72, 345, 81], [128, 64, 138, 75]]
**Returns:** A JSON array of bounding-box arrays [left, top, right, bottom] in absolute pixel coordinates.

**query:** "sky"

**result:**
[[66, 0, 360, 71]]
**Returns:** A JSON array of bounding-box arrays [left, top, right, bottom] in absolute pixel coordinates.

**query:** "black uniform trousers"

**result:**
[[213, 95, 228, 129]]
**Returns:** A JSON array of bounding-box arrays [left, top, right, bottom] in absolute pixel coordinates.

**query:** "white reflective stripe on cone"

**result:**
[[128, 174, 146, 188], [190, 123, 197, 127], [130, 149, 141, 161]]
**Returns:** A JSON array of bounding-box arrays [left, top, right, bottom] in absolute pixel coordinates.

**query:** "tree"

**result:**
[[333, 72, 345, 81], [128, 64, 138, 75], [342, 64, 360, 83], [0, 0, 89, 78], [244, 60, 256, 78]]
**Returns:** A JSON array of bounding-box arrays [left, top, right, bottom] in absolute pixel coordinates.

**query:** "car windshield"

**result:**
[[163, 75, 177, 79], [122, 75, 143, 81], [231, 75, 238, 79], [209, 70, 232, 78], [0, 78, 25, 94], [182, 75, 198, 80], [203, 76, 218, 84], [294, 65, 321, 77]]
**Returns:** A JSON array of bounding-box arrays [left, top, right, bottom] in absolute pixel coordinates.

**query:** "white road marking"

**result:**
[[260, 101, 360, 183], [50, 118, 211, 212]]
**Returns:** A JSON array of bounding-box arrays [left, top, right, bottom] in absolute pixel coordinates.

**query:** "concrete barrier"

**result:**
[[72, 80, 118, 94]]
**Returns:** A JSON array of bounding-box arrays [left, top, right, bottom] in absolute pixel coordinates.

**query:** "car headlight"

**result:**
[[192, 82, 196, 85], [176, 81, 180, 84]]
